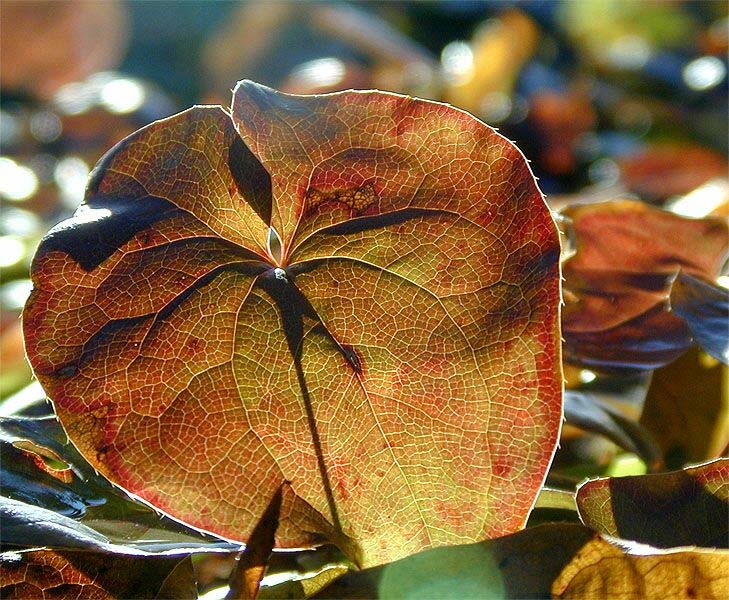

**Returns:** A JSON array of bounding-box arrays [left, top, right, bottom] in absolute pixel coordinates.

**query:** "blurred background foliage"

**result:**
[[2, 0, 728, 457], [0, 2, 727, 595]]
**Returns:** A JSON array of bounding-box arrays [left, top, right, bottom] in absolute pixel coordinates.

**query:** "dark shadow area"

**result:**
[[258, 268, 366, 535], [564, 391, 663, 472], [606, 470, 728, 548], [38, 195, 178, 271], [46, 260, 268, 380], [314, 523, 596, 599], [228, 136, 273, 226], [320, 207, 449, 237]]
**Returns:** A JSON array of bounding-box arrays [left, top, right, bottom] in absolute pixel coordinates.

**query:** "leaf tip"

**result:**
[[232, 79, 310, 118], [233, 79, 280, 107]]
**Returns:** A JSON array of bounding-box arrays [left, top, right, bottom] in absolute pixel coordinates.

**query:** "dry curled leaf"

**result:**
[[23, 81, 561, 567], [561, 200, 728, 369], [576, 459, 729, 549]]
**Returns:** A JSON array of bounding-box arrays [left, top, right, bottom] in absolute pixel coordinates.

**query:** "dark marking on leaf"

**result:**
[[256, 272, 344, 533], [228, 135, 273, 226], [56, 366, 77, 378], [37, 195, 178, 271], [306, 183, 378, 214], [321, 207, 450, 237], [340, 344, 363, 375], [65, 265, 266, 375], [258, 272, 364, 377], [96, 445, 110, 464]]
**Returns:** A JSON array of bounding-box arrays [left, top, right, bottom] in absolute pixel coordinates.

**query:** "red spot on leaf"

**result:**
[[492, 458, 513, 479]]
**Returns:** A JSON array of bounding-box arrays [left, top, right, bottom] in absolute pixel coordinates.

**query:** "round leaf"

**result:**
[[23, 82, 562, 567]]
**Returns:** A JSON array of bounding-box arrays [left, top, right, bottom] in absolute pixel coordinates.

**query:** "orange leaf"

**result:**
[[23, 82, 562, 567]]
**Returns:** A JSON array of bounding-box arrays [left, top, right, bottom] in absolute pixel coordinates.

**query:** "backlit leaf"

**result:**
[[0, 416, 239, 552], [23, 82, 562, 567], [0, 549, 196, 600], [561, 200, 728, 369], [576, 459, 729, 548], [640, 348, 728, 469], [552, 536, 728, 600]]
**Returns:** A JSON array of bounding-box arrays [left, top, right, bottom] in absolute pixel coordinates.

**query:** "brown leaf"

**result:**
[[23, 82, 562, 568], [561, 200, 729, 369], [640, 348, 728, 469], [553, 537, 729, 599], [619, 144, 727, 201], [576, 459, 729, 548], [0, 549, 196, 600]]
